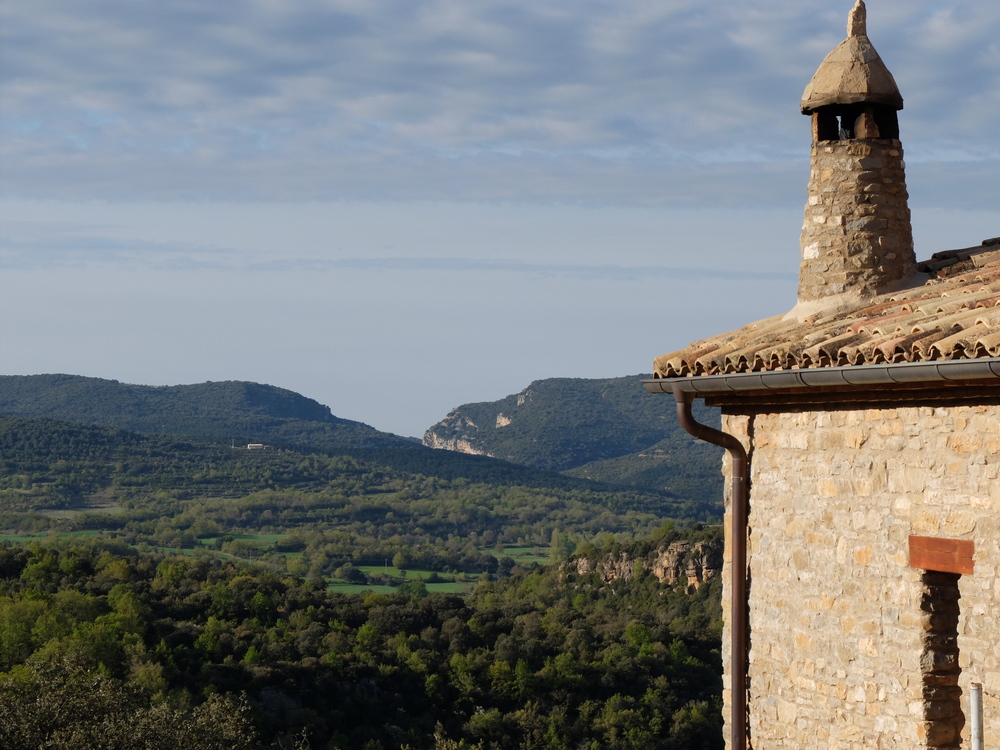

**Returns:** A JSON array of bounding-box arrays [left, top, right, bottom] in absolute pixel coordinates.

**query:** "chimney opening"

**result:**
[[811, 105, 899, 142]]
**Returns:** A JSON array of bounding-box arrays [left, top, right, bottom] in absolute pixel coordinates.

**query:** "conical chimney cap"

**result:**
[[801, 1, 903, 114]]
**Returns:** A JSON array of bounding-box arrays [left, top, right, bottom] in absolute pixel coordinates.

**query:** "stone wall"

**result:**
[[720, 404, 1000, 749], [798, 139, 914, 301]]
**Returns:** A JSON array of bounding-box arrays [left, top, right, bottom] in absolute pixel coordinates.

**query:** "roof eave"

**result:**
[[644, 357, 1000, 396], [800, 91, 904, 114]]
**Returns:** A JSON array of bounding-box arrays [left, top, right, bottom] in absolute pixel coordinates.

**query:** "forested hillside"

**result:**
[[0, 374, 413, 450], [0, 416, 717, 580], [0, 375, 728, 747], [0, 374, 723, 511], [424, 375, 723, 502], [0, 528, 724, 749]]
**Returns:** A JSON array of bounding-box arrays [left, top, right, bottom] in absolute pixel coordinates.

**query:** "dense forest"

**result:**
[[0, 528, 723, 749], [0, 417, 717, 584], [0, 416, 716, 583], [0, 374, 726, 748]]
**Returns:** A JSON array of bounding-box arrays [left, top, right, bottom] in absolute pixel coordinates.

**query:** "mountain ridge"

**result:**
[[0, 374, 412, 451], [1, 372, 722, 509], [424, 374, 723, 502]]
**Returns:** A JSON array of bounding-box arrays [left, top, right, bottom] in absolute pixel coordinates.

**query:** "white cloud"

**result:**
[[4, 0, 995, 204]]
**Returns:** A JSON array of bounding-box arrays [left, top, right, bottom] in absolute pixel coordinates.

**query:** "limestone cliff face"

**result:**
[[652, 540, 722, 593], [569, 539, 722, 594], [422, 390, 532, 456], [420, 375, 724, 505], [421, 409, 494, 457]]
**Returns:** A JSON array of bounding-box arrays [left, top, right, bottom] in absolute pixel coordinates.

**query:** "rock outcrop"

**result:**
[[422, 410, 493, 457], [568, 538, 722, 593]]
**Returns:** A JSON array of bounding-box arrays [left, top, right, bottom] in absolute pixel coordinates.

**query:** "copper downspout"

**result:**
[[671, 382, 749, 749]]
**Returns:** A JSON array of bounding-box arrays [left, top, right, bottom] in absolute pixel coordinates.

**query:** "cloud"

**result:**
[[246, 256, 798, 283], [4, 1, 996, 205], [0, 232, 236, 271], [0, 219, 795, 281]]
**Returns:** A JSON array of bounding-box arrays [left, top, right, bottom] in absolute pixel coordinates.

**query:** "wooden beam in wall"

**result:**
[[707, 381, 1000, 411], [909, 535, 975, 575]]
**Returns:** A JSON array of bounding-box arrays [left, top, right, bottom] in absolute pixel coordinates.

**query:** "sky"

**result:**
[[1, 1, 998, 438]]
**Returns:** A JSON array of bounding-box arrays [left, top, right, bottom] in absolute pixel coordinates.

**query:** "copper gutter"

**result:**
[[671, 382, 749, 749], [646, 357, 1000, 395]]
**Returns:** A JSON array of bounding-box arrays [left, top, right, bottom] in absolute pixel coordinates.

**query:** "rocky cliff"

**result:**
[[422, 409, 493, 456], [569, 538, 723, 594], [423, 374, 724, 504]]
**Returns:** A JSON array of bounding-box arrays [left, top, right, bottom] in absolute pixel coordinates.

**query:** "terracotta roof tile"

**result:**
[[653, 244, 1000, 379]]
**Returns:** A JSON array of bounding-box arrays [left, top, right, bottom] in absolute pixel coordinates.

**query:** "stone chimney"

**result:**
[[797, 0, 915, 304]]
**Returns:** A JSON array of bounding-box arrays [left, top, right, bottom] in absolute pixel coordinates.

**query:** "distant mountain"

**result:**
[[0, 374, 412, 451], [0, 374, 711, 508], [424, 374, 723, 503], [0, 373, 723, 512]]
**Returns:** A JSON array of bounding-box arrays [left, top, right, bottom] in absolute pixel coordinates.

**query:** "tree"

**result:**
[[334, 563, 367, 584], [0, 657, 263, 750]]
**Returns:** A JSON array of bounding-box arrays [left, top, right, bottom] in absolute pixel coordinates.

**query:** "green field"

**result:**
[[328, 580, 474, 595], [200, 533, 286, 546], [0, 530, 105, 543], [501, 545, 551, 566], [0, 529, 507, 598]]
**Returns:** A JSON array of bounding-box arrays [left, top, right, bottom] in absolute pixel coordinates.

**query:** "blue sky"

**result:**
[[2, 0, 998, 436]]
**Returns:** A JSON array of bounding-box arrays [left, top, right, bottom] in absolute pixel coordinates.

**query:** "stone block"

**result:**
[[854, 546, 874, 565], [941, 512, 976, 536], [923, 720, 959, 746], [859, 156, 887, 169], [844, 427, 867, 448], [948, 433, 982, 454], [912, 512, 941, 534], [846, 143, 873, 157]]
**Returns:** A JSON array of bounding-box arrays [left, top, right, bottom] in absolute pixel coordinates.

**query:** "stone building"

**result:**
[[646, 2, 1000, 748]]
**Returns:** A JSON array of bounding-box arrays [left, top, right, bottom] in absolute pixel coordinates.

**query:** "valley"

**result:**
[[0, 373, 726, 749]]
